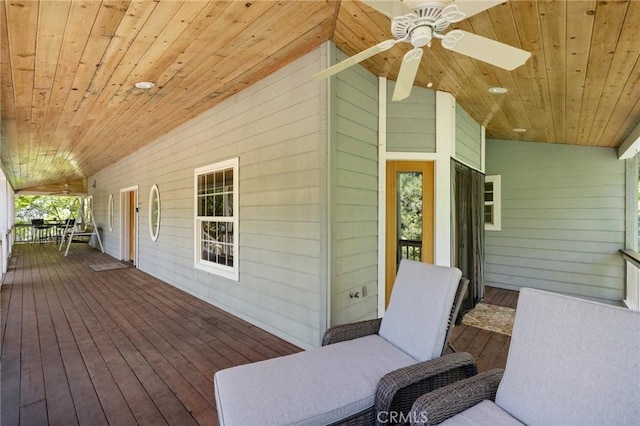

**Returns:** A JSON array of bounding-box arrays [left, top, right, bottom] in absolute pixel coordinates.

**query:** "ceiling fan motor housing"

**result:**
[[391, 1, 451, 44]]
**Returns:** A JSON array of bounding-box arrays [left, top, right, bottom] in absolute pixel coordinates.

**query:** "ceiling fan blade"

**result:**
[[392, 48, 423, 101], [441, 30, 531, 71], [360, 0, 411, 18], [450, 0, 506, 19], [313, 39, 397, 80]]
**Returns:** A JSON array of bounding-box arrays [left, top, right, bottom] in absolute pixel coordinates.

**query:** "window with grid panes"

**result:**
[[194, 158, 239, 280], [485, 175, 501, 231]]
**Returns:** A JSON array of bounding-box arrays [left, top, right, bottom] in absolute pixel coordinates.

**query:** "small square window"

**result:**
[[485, 175, 501, 231]]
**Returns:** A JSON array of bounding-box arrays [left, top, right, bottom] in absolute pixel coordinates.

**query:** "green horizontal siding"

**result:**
[[386, 83, 436, 152], [485, 139, 626, 303], [90, 48, 328, 348], [455, 104, 482, 169], [330, 46, 379, 326]]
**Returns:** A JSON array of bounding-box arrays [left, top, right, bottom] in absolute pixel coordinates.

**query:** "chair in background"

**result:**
[[30, 219, 51, 243], [409, 288, 640, 425], [214, 260, 476, 425], [58, 219, 75, 250]]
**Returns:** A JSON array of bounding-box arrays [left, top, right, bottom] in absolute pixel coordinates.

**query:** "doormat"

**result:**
[[462, 303, 516, 336], [88, 262, 130, 272]]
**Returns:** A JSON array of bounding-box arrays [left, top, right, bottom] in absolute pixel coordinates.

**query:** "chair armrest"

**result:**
[[409, 368, 504, 426], [375, 352, 478, 425], [322, 318, 382, 346]]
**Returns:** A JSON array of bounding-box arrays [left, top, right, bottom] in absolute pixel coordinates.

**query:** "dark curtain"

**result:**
[[451, 159, 485, 321]]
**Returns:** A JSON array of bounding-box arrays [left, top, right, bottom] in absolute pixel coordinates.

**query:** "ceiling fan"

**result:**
[[51, 183, 72, 196], [313, 0, 531, 101]]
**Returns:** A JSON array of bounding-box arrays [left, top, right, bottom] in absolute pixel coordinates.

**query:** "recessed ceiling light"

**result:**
[[512, 128, 527, 133], [488, 86, 508, 94], [134, 81, 155, 89]]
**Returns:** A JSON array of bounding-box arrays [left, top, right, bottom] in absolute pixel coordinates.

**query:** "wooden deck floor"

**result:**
[[447, 287, 518, 373], [1, 243, 518, 425], [0, 243, 301, 425]]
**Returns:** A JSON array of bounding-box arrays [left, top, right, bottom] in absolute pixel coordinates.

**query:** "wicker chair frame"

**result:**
[[322, 277, 478, 426], [408, 369, 505, 425]]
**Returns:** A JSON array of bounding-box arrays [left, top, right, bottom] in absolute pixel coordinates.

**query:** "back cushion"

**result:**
[[496, 288, 640, 425], [379, 260, 461, 362]]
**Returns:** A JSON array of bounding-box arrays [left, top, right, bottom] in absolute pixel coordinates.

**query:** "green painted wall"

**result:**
[[386, 82, 436, 152], [455, 104, 482, 170], [90, 49, 329, 348], [485, 139, 625, 303], [329, 46, 379, 326]]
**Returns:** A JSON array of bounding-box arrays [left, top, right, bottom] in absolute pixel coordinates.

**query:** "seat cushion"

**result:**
[[440, 400, 524, 426], [379, 260, 461, 362], [496, 288, 640, 425], [214, 335, 416, 426]]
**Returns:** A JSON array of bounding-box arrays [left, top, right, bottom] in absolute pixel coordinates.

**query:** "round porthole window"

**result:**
[[149, 184, 160, 241], [108, 193, 114, 232]]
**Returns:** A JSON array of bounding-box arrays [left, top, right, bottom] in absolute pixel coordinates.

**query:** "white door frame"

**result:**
[[377, 81, 456, 316], [120, 185, 139, 265]]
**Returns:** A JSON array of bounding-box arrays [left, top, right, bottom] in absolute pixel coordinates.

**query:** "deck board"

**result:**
[[2, 254, 22, 426], [1, 243, 517, 425], [483, 286, 518, 309], [448, 287, 519, 371], [32, 250, 78, 426], [42, 251, 108, 426]]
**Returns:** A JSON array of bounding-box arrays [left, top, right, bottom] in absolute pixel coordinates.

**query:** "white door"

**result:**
[[120, 186, 138, 265]]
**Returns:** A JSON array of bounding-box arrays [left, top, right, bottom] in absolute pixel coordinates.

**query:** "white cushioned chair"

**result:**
[[409, 288, 640, 425], [214, 260, 477, 425]]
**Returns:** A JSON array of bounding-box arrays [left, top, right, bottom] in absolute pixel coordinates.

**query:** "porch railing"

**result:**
[[620, 250, 640, 311], [14, 223, 64, 244], [15, 224, 38, 243], [399, 239, 422, 262]]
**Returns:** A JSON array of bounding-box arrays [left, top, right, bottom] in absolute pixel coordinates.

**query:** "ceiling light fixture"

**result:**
[[488, 86, 508, 94], [512, 128, 527, 133], [134, 81, 155, 89]]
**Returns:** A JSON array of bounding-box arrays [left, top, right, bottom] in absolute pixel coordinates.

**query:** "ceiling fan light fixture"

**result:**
[[488, 86, 508, 94], [134, 81, 155, 89], [410, 25, 433, 47]]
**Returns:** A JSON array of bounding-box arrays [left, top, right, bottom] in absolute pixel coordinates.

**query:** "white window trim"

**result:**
[[108, 193, 114, 232], [485, 175, 501, 231], [194, 157, 239, 281], [149, 184, 160, 242]]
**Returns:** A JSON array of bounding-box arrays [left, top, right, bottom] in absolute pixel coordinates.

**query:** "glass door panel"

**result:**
[[398, 171, 423, 265], [385, 161, 434, 307]]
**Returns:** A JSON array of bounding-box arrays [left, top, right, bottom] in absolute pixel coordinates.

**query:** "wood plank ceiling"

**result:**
[[1, 0, 639, 194]]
